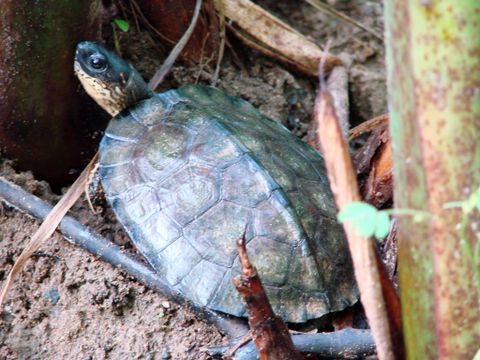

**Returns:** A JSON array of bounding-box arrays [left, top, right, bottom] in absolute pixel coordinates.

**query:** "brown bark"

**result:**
[[353, 127, 393, 208], [307, 65, 350, 148]]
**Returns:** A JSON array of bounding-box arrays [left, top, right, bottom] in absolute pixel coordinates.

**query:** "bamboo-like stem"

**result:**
[[385, 1, 480, 357]]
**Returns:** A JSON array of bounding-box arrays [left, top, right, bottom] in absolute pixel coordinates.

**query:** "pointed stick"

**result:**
[[232, 234, 302, 360]]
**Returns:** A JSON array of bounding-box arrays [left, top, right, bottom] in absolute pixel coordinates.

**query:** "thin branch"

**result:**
[[212, 0, 226, 85], [148, 0, 203, 90], [129, 0, 175, 44], [307, 63, 350, 149], [208, 328, 375, 359], [349, 113, 389, 140]]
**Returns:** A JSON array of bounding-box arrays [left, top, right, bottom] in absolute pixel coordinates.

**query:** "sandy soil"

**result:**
[[0, 1, 386, 359]]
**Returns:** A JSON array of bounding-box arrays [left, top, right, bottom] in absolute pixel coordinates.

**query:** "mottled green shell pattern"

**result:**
[[99, 84, 357, 323]]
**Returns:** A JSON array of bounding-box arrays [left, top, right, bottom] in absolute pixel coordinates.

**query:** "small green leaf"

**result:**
[[337, 201, 391, 240], [113, 19, 129, 32], [337, 202, 375, 221], [374, 211, 391, 240]]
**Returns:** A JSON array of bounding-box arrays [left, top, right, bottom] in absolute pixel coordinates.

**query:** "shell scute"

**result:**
[[154, 236, 202, 286], [178, 260, 226, 306], [156, 165, 220, 226], [133, 123, 193, 183], [100, 164, 139, 197], [222, 156, 275, 207], [253, 191, 302, 244], [241, 235, 293, 287], [188, 124, 244, 168], [183, 201, 252, 268], [105, 110, 147, 140], [208, 268, 244, 315], [119, 185, 160, 223]]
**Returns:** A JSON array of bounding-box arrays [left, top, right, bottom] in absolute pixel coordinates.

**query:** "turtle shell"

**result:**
[[99, 84, 357, 323]]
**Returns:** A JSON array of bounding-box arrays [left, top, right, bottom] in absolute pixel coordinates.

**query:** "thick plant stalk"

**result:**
[[384, 1, 480, 358]]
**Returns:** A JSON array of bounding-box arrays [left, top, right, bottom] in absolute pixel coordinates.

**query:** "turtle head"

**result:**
[[74, 42, 153, 116]]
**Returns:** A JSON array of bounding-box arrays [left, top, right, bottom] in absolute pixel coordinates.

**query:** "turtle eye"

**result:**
[[89, 55, 107, 71]]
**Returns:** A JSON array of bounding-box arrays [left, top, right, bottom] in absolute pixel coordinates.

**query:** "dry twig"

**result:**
[[307, 62, 349, 148], [209, 328, 375, 359], [232, 234, 302, 360], [349, 113, 389, 140], [353, 127, 393, 208], [148, 0, 203, 89], [212, 0, 226, 85]]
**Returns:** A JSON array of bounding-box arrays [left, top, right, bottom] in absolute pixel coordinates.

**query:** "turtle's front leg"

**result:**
[[84, 160, 105, 214]]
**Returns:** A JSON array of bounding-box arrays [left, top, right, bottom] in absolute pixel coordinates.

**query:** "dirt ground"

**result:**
[[0, 1, 386, 359]]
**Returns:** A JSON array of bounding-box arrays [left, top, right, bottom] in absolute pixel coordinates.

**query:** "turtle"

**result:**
[[74, 41, 358, 323]]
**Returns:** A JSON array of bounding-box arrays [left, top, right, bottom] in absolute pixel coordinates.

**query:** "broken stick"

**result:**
[[232, 235, 302, 360]]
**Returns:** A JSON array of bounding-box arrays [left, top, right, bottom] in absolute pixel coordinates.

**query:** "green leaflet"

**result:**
[[337, 201, 390, 240]]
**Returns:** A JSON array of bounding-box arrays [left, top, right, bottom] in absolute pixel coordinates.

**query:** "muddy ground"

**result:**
[[0, 1, 386, 359]]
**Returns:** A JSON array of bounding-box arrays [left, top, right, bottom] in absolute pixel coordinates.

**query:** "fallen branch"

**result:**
[[312, 70, 402, 358], [232, 235, 302, 360], [0, 176, 376, 358], [209, 328, 375, 359], [0, 176, 246, 339], [217, 0, 341, 76], [308, 64, 350, 148]]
